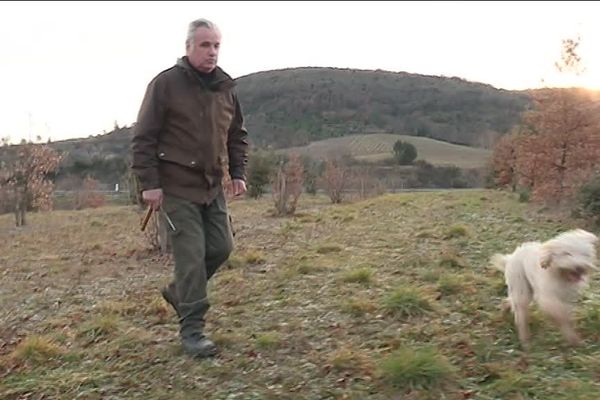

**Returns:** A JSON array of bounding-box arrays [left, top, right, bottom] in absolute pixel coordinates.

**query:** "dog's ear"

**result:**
[[574, 229, 599, 245], [539, 246, 553, 269]]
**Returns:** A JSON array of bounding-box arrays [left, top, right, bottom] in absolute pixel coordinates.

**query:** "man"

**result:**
[[131, 18, 248, 358]]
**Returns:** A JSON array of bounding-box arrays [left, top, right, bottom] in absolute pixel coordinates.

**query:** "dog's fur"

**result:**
[[490, 229, 598, 348]]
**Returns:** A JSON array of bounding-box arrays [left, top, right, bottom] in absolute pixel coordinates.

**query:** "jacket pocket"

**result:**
[[157, 148, 202, 170]]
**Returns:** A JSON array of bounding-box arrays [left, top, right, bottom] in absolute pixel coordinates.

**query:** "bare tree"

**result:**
[[0, 141, 61, 226], [272, 153, 304, 216], [74, 176, 106, 209], [322, 158, 350, 204]]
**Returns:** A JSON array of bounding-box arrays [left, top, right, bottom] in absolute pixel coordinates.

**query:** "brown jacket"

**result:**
[[131, 57, 249, 204]]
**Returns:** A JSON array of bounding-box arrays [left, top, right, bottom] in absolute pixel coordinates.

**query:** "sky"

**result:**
[[1, 1, 599, 144]]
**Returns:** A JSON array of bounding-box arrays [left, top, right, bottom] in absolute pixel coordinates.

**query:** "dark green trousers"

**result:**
[[163, 189, 234, 337]]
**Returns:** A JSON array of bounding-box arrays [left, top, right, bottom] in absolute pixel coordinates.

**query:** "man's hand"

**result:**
[[231, 179, 247, 197], [142, 188, 163, 210]]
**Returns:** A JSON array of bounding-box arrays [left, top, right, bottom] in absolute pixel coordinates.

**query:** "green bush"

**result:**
[[393, 140, 418, 165], [247, 150, 277, 199], [577, 174, 600, 225], [518, 188, 530, 203]]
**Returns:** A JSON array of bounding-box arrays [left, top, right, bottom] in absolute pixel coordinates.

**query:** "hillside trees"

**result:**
[[237, 68, 529, 148]]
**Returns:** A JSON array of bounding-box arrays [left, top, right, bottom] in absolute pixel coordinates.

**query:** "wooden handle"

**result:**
[[140, 206, 153, 231]]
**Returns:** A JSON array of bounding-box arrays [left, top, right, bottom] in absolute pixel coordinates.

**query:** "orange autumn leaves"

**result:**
[[492, 88, 599, 202]]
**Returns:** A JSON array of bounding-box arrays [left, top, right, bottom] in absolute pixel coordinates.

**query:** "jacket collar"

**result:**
[[176, 57, 236, 90]]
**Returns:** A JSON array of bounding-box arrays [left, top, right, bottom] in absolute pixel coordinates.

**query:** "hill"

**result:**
[[236, 67, 531, 148], [2, 190, 599, 398], [281, 133, 492, 168]]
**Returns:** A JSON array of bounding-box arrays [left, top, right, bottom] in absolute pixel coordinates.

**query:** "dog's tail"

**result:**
[[489, 253, 509, 272]]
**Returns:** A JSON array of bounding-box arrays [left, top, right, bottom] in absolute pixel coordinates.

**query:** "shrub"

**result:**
[[576, 173, 600, 225], [380, 346, 455, 389]]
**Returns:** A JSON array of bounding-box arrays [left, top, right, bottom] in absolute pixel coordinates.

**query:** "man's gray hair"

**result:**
[[186, 18, 219, 47]]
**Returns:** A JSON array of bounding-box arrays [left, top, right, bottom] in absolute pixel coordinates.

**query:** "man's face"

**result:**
[[187, 27, 221, 73]]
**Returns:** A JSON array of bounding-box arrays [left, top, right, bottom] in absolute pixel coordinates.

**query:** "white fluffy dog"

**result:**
[[491, 229, 598, 348]]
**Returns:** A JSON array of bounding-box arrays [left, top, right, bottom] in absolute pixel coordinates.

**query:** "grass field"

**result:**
[[282, 133, 492, 168], [1, 190, 599, 399]]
